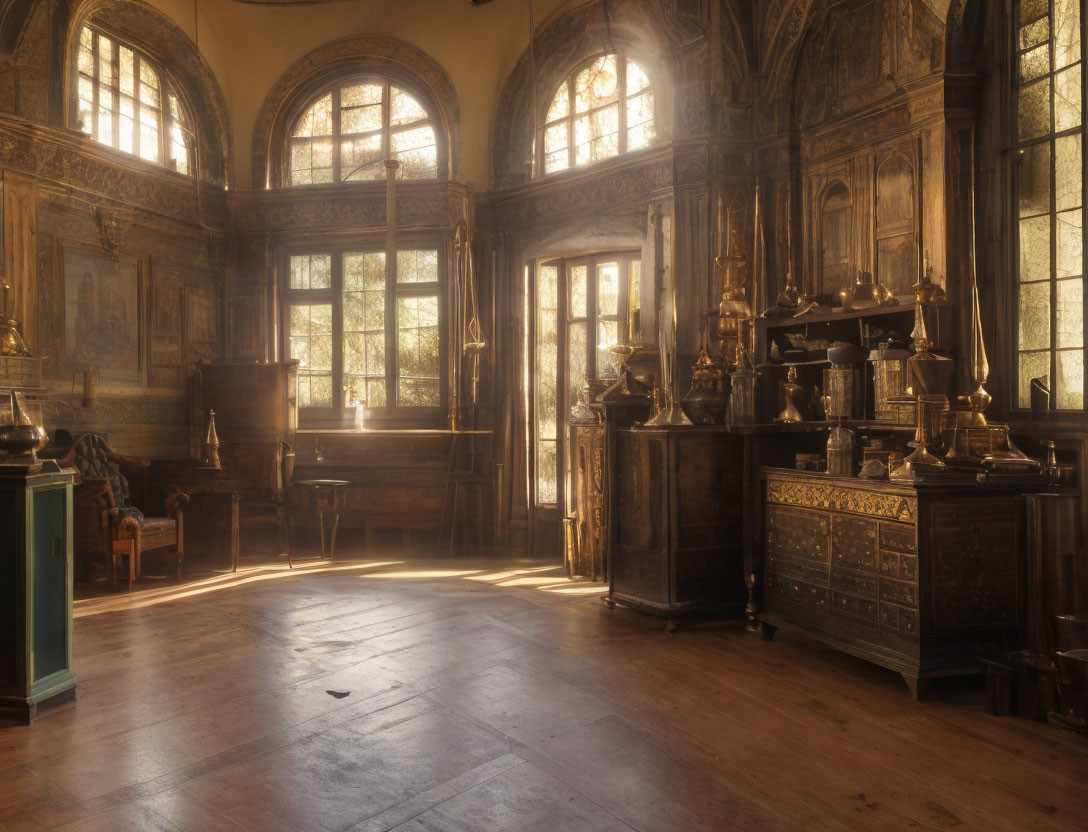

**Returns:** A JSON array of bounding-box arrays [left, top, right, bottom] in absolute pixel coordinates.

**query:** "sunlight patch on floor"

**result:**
[[74, 560, 403, 617]]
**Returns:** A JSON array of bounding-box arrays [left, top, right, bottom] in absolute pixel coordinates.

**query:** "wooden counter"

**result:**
[[760, 468, 1034, 698]]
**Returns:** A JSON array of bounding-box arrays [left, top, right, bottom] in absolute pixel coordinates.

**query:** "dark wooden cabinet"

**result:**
[[606, 426, 746, 623], [0, 470, 76, 721], [191, 361, 298, 514], [760, 468, 1028, 698]]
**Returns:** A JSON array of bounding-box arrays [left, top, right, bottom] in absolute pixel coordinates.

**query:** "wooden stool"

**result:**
[[290, 479, 350, 565]]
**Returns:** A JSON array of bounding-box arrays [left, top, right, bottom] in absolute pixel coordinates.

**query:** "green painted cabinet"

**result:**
[[0, 470, 76, 721]]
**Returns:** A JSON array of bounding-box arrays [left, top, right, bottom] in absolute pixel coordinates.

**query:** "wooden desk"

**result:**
[[151, 462, 241, 572]]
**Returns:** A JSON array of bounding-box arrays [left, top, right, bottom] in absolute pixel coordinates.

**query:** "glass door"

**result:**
[[530, 252, 641, 555]]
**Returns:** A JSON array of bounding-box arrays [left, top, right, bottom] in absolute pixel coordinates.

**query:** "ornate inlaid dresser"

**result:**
[[761, 469, 1028, 698], [606, 425, 746, 627]]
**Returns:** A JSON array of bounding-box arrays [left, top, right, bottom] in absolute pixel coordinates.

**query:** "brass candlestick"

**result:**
[[891, 306, 953, 480], [202, 409, 222, 469], [0, 282, 31, 357]]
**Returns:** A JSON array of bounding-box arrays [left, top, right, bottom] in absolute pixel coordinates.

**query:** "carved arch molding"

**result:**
[[0, 0, 232, 185], [251, 34, 461, 190]]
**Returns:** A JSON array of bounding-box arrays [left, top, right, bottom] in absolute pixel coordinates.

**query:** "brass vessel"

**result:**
[[774, 365, 806, 424], [0, 390, 47, 464]]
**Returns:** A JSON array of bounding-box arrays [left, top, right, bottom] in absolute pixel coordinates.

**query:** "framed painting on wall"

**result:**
[[63, 245, 141, 385]]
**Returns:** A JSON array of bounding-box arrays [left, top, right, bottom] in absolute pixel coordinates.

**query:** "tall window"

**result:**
[[289, 79, 438, 185], [539, 54, 655, 176], [1016, 0, 1085, 410], [534, 254, 641, 505], [284, 247, 442, 421], [75, 25, 192, 174]]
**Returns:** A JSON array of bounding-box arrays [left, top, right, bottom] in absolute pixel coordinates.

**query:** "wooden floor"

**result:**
[[1, 556, 1086, 832]]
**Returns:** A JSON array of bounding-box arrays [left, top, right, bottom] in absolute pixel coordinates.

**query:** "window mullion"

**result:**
[[111, 41, 120, 151], [618, 54, 627, 155], [332, 85, 342, 182], [333, 249, 345, 416]]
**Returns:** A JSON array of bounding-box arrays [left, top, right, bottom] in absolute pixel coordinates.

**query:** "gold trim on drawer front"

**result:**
[[765, 479, 917, 523]]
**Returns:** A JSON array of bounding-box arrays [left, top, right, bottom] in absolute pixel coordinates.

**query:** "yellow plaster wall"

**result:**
[[139, 0, 574, 189]]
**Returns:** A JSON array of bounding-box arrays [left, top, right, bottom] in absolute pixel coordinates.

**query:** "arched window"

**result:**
[[540, 53, 655, 176], [288, 79, 439, 185], [74, 25, 193, 175]]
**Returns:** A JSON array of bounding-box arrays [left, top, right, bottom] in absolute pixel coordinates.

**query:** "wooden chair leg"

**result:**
[[128, 542, 136, 593]]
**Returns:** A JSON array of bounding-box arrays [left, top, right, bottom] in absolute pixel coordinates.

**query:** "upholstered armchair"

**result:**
[[65, 433, 188, 591]]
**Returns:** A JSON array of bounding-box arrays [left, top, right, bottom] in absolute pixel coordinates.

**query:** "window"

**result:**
[[533, 254, 641, 505], [1015, 0, 1085, 410], [539, 53, 655, 176], [289, 79, 438, 185], [75, 25, 192, 174], [284, 247, 443, 422]]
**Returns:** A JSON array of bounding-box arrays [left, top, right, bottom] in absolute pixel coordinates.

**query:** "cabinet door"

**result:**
[[32, 487, 68, 682]]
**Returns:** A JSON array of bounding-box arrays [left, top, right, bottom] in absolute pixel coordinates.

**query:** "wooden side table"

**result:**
[[290, 479, 350, 565], [150, 462, 241, 572]]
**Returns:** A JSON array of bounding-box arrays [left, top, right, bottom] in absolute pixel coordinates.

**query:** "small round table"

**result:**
[[290, 479, 351, 566]]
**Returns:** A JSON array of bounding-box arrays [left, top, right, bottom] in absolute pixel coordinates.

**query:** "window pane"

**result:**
[[1056, 278, 1083, 349], [396, 295, 440, 406], [537, 440, 558, 505], [567, 321, 587, 403], [79, 27, 94, 74], [596, 319, 620, 379], [344, 251, 385, 290], [342, 134, 383, 181], [139, 108, 160, 163], [535, 263, 560, 507], [627, 60, 651, 95], [544, 122, 567, 155], [1056, 350, 1084, 409], [575, 107, 619, 164], [397, 249, 439, 283], [1019, 281, 1051, 351], [546, 83, 569, 122], [119, 47, 135, 96], [1054, 0, 1082, 70], [569, 264, 587, 318], [1055, 66, 1082, 132], [391, 125, 438, 179], [1056, 135, 1082, 211], [1056, 209, 1083, 278], [1020, 43, 1051, 83], [1020, 214, 1052, 282], [574, 54, 618, 112], [96, 101, 112, 146], [1019, 77, 1052, 141], [139, 63, 160, 109], [390, 86, 428, 126], [289, 304, 333, 407], [119, 114, 134, 155], [290, 254, 332, 290], [98, 35, 114, 84], [1018, 351, 1051, 408], [597, 261, 619, 316], [293, 93, 332, 138], [629, 260, 642, 341], [1020, 16, 1050, 51], [1021, 0, 1048, 24], [544, 146, 568, 174], [341, 82, 383, 134], [1020, 142, 1051, 217]]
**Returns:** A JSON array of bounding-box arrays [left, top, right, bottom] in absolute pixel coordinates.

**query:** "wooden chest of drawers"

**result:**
[[760, 469, 1027, 698]]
